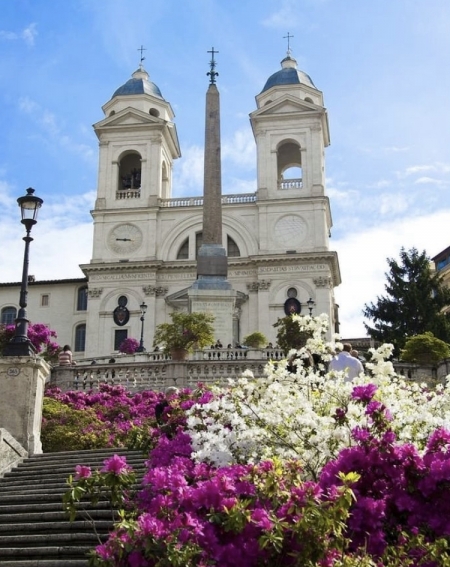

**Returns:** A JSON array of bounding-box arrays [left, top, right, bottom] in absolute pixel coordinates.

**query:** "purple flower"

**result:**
[[366, 400, 383, 415], [251, 508, 272, 530], [74, 464, 92, 479], [101, 454, 130, 475], [351, 383, 378, 403]]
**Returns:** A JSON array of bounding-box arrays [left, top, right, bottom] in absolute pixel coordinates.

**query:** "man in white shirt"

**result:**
[[329, 343, 364, 382]]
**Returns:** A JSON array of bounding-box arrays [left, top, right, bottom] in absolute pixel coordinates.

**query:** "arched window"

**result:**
[[77, 286, 88, 311], [277, 141, 303, 190], [227, 235, 240, 257], [74, 324, 86, 352], [118, 152, 142, 191], [1, 306, 17, 325], [177, 238, 189, 259]]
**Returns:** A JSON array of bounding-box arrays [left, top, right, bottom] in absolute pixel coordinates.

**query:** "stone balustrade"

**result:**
[[50, 348, 286, 393], [158, 193, 257, 208], [50, 351, 449, 393], [278, 178, 303, 190]]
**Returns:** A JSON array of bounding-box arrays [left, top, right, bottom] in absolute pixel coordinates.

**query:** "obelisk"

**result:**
[[189, 48, 237, 346]]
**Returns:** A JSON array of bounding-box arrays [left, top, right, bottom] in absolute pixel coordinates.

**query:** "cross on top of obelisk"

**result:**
[[207, 47, 219, 84]]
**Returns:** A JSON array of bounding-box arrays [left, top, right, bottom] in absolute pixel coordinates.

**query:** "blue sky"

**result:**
[[0, 0, 449, 338]]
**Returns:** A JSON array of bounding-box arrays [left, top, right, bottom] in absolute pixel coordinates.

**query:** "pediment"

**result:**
[[253, 96, 320, 118], [94, 108, 162, 130]]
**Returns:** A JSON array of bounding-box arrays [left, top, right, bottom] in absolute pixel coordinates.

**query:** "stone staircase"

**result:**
[[0, 447, 147, 566]]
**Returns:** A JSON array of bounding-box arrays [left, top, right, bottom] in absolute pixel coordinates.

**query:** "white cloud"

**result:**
[[262, 0, 303, 29], [22, 23, 37, 46], [333, 209, 450, 338], [0, 23, 37, 46], [414, 176, 446, 186], [18, 97, 96, 164], [0, 191, 95, 283], [222, 128, 256, 168], [378, 193, 411, 216], [397, 163, 450, 179], [173, 145, 204, 196]]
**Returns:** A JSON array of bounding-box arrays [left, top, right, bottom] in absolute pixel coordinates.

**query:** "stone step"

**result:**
[[0, 509, 113, 524], [0, 447, 148, 565], [0, 467, 146, 485], [0, 545, 93, 557], [0, 479, 144, 494], [0, 561, 88, 567], [0, 520, 111, 533], [0, 499, 112, 514], [0, 532, 105, 546]]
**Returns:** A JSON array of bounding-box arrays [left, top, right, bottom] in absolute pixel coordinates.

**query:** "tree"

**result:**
[[363, 247, 450, 355], [273, 316, 312, 353], [401, 332, 450, 365]]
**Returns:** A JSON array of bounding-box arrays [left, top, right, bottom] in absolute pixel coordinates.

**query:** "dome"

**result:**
[[261, 55, 316, 93], [112, 66, 163, 99]]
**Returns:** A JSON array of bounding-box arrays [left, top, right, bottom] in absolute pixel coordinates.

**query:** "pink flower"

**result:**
[[74, 464, 92, 479], [101, 454, 130, 475]]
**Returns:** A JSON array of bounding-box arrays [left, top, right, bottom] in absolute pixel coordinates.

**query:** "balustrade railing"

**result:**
[[278, 178, 302, 190], [159, 193, 257, 208], [50, 348, 286, 393], [116, 189, 141, 200]]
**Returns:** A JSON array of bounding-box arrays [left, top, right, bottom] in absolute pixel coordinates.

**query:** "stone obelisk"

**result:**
[[188, 48, 237, 346]]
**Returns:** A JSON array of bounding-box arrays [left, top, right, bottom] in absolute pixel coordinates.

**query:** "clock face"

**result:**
[[274, 215, 307, 248], [107, 223, 143, 255]]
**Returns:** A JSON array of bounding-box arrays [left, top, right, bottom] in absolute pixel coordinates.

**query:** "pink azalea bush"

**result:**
[[62, 383, 450, 566], [118, 337, 140, 354], [57, 315, 450, 565], [43, 384, 205, 452], [0, 322, 60, 360]]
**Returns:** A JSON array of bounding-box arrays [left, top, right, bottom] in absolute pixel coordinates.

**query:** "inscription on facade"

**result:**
[[90, 273, 152, 282], [159, 272, 197, 281], [229, 269, 258, 277], [258, 264, 327, 274]]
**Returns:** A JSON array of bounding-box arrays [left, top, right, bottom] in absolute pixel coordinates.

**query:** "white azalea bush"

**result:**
[[186, 313, 450, 479]]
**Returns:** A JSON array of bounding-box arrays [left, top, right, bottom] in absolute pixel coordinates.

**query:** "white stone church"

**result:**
[[0, 51, 341, 360]]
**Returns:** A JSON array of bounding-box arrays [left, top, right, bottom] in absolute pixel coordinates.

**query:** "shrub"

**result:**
[[118, 337, 139, 354], [242, 331, 267, 348], [401, 331, 450, 365]]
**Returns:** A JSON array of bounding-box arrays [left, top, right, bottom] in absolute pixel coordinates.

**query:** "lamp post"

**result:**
[[3, 188, 43, 357], [307, 297, 315, 316], [136, 301, 148, 352]]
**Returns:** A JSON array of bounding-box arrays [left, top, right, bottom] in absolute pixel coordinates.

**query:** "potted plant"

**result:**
[[153, 311, 215, 359], [242, 331, 267, 349]]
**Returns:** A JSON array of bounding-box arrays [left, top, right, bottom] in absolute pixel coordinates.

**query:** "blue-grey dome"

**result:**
[[261, 55, 316, 93], [112, 67, 163, 99]]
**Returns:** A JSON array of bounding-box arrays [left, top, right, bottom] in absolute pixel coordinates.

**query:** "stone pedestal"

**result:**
[[0, 356, 50, 455], [188, 287, 237, 347]]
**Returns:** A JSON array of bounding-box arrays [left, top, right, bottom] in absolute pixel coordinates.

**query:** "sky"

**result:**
[[0, 0, 449, 338]]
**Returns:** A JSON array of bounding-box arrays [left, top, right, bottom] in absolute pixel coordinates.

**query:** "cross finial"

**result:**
[[137, 45, 147, 67], [283, 32, 294, 56], [207, 47, 219, 85]]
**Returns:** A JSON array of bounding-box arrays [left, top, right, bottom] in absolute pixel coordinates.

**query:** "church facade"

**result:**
[[0, 52, 341, 360]]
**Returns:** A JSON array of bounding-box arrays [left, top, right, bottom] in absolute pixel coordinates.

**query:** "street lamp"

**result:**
[[136, 301, 148, 352], [3, 188, 43, 356], [307, 297, 315, 316]]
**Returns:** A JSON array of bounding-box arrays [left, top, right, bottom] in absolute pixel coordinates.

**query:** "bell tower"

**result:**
[[90, 64, 181, 264]]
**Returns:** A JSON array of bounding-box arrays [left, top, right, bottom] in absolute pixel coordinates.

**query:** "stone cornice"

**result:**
[[80, 251, 341, 286]]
